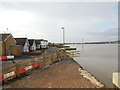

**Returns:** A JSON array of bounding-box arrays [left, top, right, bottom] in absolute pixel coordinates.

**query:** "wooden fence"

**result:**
[[1, 51, 74, 83]]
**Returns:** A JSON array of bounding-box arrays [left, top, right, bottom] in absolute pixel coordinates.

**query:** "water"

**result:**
[[68, 44, 118, 88]]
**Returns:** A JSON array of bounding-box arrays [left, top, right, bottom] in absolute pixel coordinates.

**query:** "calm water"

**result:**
[[68, 44, 118, 88]]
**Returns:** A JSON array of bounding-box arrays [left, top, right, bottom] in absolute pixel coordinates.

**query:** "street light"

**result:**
[[61, 27, 65, 44]]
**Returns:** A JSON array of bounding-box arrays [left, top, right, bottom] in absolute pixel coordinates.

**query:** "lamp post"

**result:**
[[61, 27, 65, 44]]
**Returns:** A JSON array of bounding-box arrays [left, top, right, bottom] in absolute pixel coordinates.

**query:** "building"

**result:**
[[35, 39, 44, 50], [41, 40, 48, 49], [0, 33, 22, 56], [10, 45, 23, 56], [15, 38, 30, 52], [28, 39, 36, 51]]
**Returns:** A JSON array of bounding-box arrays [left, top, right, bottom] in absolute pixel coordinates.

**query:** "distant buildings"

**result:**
[[28, 39, 36, 51], [41, 40, 48, 49], [35, 39, 43, 50], [0, 33, 22, 56], [15, 38, 30, 52], [0, 33, 49, 56]]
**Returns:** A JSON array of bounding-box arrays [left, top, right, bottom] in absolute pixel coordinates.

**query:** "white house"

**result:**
[[28, 39, 36, 51], [41, 40, 48, 49], [35, 39, 43, 50], [15, 38, 29, 52]]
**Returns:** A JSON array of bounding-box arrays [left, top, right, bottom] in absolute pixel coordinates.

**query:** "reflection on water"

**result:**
[[69, 44, 118, 88]]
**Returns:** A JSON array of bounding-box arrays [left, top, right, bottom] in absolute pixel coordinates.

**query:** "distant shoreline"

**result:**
[[53, 41, 119, 45], [66, 43, 118, 44], [65, 41, 119, 44]]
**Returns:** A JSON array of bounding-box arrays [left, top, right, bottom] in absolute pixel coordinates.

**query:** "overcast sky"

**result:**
[[0, 2, 118, 43]]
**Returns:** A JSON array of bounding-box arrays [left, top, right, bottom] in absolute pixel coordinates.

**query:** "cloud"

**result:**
[[86, 28, 118, 42], [0, 2, 118, 43]]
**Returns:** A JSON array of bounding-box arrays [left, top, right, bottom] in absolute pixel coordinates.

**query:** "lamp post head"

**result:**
[[61, 27, 64, 29]]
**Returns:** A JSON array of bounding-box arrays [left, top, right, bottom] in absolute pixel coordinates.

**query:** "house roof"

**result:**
[[0, 33, 11, 41], [28, 39, 35, 46], [35, 39, 44, 44], [15, 38, 27, 46], [44, 40, 48, 42]]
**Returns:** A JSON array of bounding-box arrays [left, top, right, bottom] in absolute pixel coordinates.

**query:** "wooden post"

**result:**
[[57, 52, 60, 61], [51, 54, 53, 62], [43, 56, 45, 66], [31, 59, 35, 70], [15, 63, 20, 77]]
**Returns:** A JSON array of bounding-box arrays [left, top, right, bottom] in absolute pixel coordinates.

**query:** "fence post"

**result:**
[[57, 52, 60, 61], [15, 63, 20, 77], [65, 53, 67, 60], [31, 59, 35, 70], [43, 56, 46, 66]]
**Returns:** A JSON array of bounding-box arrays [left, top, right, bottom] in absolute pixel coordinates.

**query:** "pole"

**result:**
[[82, 38, 84, 48], [61, 27, 65, 44], [63, 29, 65, 44], [82, 38, 83, 44]]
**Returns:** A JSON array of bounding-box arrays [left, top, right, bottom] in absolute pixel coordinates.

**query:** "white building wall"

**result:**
[[23, 39, 29, 52], [41, 41, 48, 48], [23, 45, 29, 52], [31, 41, 36, 51], [36, 44, 40, 49]]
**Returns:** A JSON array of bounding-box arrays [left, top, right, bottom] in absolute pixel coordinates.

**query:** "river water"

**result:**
[[68, 44, 118, 88]]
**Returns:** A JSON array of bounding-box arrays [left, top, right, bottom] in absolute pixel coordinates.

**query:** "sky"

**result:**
[[0, 2, 118, 43]]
